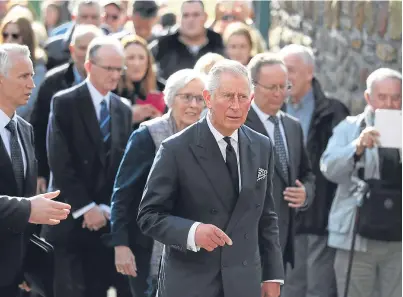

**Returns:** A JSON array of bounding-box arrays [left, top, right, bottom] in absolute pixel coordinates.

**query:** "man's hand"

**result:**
[[36, 177, 47, 194], [82, 205, 106, 231], [19, 281, 31, 292], [115, 246, 137, 277], [194, 224, 233, 252], [28, 190, 71, 225], [355, 127, 380, 156], [284, 179, 306, 208], [261, 282, 280, 297]]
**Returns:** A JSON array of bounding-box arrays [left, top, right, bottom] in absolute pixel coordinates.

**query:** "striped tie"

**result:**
[[269, 116, 289, 183], [100, 99, 111, 155]]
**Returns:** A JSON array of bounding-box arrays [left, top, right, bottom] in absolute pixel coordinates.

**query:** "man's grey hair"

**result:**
[[279, 44, 315, 69], [71, 24, 104, 46], [86, 36, 124, 62], [248, 53, 287, 85], [72, 0, 102, 18], [164, 69, 206, 108], [0, 44, 31, 76], [206, 59, 252, 96], [366, 68, 402, 94]]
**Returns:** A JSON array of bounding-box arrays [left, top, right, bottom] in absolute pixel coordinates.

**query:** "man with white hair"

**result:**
[[279, 44, 349, 297], [137, 59, 284, 297], [321, 68, 402, 297], [42, 36, 132, 297]]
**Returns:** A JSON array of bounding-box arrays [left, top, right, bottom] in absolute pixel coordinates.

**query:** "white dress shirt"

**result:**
[[71, 79, 111, 219], [0, 109, 27, 176], [251, 101, 289, 160], [187, 114, 283, 284]]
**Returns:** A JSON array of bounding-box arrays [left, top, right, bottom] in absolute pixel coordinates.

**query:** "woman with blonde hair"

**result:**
[[194, 52, 225, 76]]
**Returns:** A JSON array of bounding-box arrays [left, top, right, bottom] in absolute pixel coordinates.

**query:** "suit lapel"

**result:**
[[189, 119, 236, 212], [0, 136, 18, 195], [76, 84, 106, 167], [281, 114, 297, 185], [109, 95, 123, 169], [225, 126, 258, 235], [17, 122, 34, 195]]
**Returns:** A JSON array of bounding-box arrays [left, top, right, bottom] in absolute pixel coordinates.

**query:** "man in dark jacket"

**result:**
[[279, 44, 349, 297], [31, 25, 102, 194], [149, 0, 225, 80]]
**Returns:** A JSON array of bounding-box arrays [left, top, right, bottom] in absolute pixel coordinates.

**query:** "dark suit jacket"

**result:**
[[41, 82, 132, 245], [0, 116, 37, 286], [137, 118, 284, 297], [245, 109, 315, 266]]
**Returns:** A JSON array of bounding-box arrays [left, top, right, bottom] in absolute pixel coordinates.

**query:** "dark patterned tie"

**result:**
[[223, 136, 239, 194], [99, 99, 111, 156], [269, 116, 289, 182], [5, 120, 24, 195]]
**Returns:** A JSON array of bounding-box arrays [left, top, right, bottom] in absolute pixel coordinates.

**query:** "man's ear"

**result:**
[[203, 89, 212, 109], [364, 90, 371, 106]]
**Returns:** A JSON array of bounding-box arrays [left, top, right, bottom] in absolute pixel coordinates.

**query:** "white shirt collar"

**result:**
[[206, 112, 238, 143], [0, 108, 16, 131], [86, 79, 111, 108], [251, 100, 283, 123]]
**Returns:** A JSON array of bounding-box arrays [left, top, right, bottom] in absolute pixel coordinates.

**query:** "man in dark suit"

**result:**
[[137, 59, 284, 297], [42, 36, 132, 297], [31, 24, 103, 194], [245, 53, 315, 269], [0, 44, 67, 296]]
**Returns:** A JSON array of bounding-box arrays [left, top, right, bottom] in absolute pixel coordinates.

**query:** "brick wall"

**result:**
[[268, 0, 402, 115]]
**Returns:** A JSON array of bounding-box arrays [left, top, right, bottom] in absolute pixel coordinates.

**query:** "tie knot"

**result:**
[[269, 116, 279, 125], [101, 99, 107, 107], [5, 120, 16, 134], [223, 136, 232, 146]]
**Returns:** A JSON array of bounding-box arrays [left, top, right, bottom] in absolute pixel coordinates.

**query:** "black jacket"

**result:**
[[149, 28, 225, 80], [31, 62, 76, 180], [285, 79, 349, 235]]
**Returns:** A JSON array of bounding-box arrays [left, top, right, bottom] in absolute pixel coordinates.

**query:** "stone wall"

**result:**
[[268, 0, 402, 115]]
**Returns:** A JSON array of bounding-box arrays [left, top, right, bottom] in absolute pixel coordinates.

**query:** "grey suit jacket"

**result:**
[[245, 109, 315, 266], [137, 117, 284, 297]]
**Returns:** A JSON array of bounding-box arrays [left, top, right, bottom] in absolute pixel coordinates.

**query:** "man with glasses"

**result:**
[[102, 0, 125, 34], [42, 37, 132, 297], [245, 53, 315, 270]]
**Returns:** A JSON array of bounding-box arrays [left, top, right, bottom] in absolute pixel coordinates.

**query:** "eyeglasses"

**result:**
[[175, 93, 205, 105], [2, 32, 20, 40], [90, 60, 126, 73], [254, 81, 292, 92], [105, 14, 119, 21]]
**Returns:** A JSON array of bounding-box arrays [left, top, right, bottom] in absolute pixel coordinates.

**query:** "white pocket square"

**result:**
[[257, 168, 268, 181]]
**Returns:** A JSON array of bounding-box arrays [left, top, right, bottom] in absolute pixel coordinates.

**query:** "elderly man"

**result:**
[[279, 44, 349, 297], [137, 59, 284, 297], [32, 24, 103, 195], [321, 68, 402, 297], [42, 37, 132, 297]]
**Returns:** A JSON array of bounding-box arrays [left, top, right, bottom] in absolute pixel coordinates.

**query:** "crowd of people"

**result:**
[[0, 1, 401, 297]]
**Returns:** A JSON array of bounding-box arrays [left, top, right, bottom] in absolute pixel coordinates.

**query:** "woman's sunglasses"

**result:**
[[2, 32, 20, 40]]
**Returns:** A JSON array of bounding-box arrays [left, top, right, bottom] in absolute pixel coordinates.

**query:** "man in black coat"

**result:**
[[138, 60, 284, 297], [42, 37, 132, 297], [245, 53, 315, 269]]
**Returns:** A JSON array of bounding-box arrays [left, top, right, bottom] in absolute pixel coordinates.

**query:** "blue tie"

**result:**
[[269, 116, 289, 182], [99, 99, 111, 154]]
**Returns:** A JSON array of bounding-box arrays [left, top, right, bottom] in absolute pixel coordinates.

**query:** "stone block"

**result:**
[[350, 29, 363, 50], [364, 0, 375, 35], [354, 1, 365, 31], [302, 21, 314, 37], [314, 1, 325, 26], [389, 0, 402, 40], [377, 2, 389, 37], [281, 27, 295, 44], [303, 1, 314, 19], [332, 0, 341, 29], [340, 16, 352, 31], [287, 14, 302, 30], [376, 43, 397, 62], [268, 27, 283, 48]]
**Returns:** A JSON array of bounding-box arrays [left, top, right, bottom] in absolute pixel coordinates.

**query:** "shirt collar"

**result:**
[[86, 79, 110, 108], [0, 108, 16, 131], [251, 100, 283, 122], [287, 88, 314, 110], [206, 112, 238, 143]]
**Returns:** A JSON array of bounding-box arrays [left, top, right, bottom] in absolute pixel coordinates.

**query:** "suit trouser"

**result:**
[[0, 284, 18, 297], [282, 234, 337, 297], [334, 240, 402, 297], [127, 245, 153, 297]]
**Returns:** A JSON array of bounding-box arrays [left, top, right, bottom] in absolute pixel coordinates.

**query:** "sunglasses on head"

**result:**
[[2, 32, 20, 39]]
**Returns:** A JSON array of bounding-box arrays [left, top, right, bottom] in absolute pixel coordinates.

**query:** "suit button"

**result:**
[[256, 204, 261, 208], [210, 208, 218, 215], [244, 233, 249, 239], [83, 160, 89, 165], [221, 264, 228, 269], [242, 260, 248, 266]]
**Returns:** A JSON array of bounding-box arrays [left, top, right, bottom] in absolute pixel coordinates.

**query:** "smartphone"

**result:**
[[136, 92, 166, 113]]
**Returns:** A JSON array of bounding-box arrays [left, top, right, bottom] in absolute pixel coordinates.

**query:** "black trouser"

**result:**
[[127, 245, 153, 297]]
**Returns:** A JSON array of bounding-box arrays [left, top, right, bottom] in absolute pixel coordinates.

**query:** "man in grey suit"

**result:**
[[245, 53, 315, 269], [137, 59, 284, 297]]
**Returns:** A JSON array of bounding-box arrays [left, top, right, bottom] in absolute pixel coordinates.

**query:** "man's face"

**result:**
[[204, 72, 252, 135], [70, 33, 97, 76], [283, 53, 313, 101], [85, 46, 125, 94], [76, 5, 101, 26], [103, 4, 121, 32], [132, 13, 155, 41], [180, 2, 207, 38], [365, 78, 402, 110], [254, 64, 288, 113], [0, 54, 35, 108]]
